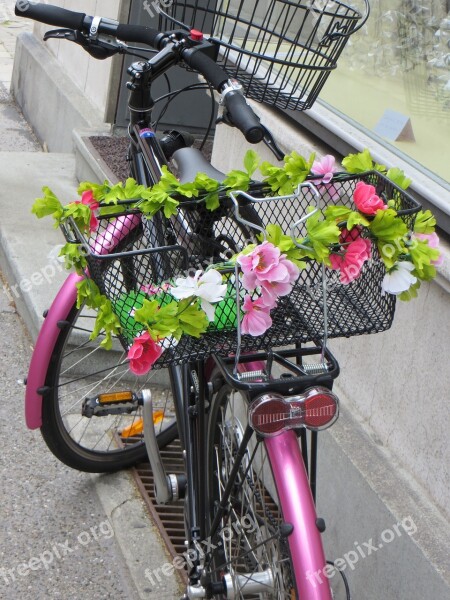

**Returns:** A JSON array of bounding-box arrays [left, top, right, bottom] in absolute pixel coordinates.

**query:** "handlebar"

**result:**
[[15, 1, 265, 144], [15, 2, 87, 29]]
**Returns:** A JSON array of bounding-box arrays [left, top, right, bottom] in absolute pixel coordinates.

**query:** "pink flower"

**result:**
[[311, 154, 340, 200], [74, 190, 100, 232], [260, 256, 300, 306], [353, 181, 385, 215], [127, 332, 163, 375], [329, 238, 372, 284], [241, 296, 273, 336], [414, 232, 444, 267], [311, 154, 337, 184], [237, 242, 299, 296]]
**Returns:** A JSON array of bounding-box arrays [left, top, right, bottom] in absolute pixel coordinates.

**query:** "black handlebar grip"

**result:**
[[182, 48, 229, 91], [15, 2, 86, 30], [224, 91, 264, 144], [116, 24, 161, 48]]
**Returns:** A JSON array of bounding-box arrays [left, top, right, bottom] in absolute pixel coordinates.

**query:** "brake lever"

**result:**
[[43, 28, 121, 60], [43, 28, 81, 43], [261, 125, 285, 161], [217, 112, 284, 161]]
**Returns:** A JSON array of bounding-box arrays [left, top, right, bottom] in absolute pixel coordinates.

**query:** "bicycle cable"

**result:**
[[326, 560, 351, 600]]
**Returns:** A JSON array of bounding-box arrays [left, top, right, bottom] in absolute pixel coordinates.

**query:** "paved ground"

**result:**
[[0, 5, 183, 600], [0, 9, 140, 597]]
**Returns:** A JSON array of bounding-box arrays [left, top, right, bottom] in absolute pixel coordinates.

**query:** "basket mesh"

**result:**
[[70, 172, 420, 369], [159, 0, 365, 110]]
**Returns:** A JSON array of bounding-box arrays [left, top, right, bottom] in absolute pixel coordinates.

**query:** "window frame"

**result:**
[[285, 99, 450, 235]]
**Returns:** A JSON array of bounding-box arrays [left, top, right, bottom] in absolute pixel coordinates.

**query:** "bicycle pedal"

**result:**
[[82, 391, 139, 417]]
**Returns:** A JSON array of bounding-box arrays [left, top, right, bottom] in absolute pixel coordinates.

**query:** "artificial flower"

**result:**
[[74, 190, 99, 232], [381, 261, 417, 295], [128, 332, 163, 375], [329, 238, 372, 284], [311, 155, 337, 184], [140, 282, 171, 295], [413, 232, 444, 267], [311, 154, 340, 200], [237, 242, 299, 293], [260, 257, 300, 305], [241, 295, 273, 336], [353, 181, 385, 215], [170, 269, 227, 321]]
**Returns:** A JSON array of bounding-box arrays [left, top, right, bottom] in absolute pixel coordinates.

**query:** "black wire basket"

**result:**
[[159, 0, 369, 110], [63, 171, 420, 369]]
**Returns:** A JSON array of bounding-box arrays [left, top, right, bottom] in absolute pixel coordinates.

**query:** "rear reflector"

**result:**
[[249, 387, 339, 437]]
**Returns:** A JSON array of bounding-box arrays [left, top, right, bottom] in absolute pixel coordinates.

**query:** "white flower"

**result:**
[[381, 261, 417, 295], [170, 269, 227, 321]]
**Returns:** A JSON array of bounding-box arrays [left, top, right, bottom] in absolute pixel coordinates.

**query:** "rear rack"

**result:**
[[213, 345, 340, 396]]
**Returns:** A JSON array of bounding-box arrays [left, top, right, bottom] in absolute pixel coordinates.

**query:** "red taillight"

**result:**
[[249, 387, 339, 437]]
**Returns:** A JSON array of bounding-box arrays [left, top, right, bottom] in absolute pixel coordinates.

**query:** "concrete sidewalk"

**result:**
[[0, 6, 182, 600]]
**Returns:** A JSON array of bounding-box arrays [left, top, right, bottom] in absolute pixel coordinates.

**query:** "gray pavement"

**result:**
[[0, 5, 183, 599]]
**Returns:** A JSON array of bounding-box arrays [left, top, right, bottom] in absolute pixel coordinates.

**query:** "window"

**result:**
[[318, 0, 449, 185]]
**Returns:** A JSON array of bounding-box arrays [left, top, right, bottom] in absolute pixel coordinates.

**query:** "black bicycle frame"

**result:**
[[124, 49, 212, 569], [122, 45, 326, 586]]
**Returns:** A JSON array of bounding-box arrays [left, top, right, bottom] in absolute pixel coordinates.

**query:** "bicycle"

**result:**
[[15, 1, 428, 598]]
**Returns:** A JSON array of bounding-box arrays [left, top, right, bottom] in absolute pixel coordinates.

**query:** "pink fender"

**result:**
[[265, 431, 333, 600], [25, 272, 83, 429]]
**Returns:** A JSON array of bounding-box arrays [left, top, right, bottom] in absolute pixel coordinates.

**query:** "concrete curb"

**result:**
[[0, 150, 182, 599], [11, 33, 108, 152]]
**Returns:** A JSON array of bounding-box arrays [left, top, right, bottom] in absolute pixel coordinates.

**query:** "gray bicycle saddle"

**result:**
[[172, 147, 226, 183]]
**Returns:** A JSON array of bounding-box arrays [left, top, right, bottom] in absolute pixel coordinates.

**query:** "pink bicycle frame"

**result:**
[[25, 214, 141, 429], [235, 361, 333, 599], [266, 430, 333, 600]]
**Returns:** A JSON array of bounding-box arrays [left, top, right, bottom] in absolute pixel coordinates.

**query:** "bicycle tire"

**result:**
[[40, 298, 178, 472], [206, 379, 299, 598]]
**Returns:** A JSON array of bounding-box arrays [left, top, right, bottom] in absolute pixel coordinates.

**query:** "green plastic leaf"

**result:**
[[176, 181, 198, 199], [77, 180, 110, 201], [222, 170, 251, 191], [59, 243, 87, 274], [177, 299, 209, 337], [347, 211, 370, 230], [194, 172, 221, 192], [205, 192, 220, 211], [324, 206, 353, 221], [284, 151, 315, 187], [75, 278, 121, 349], [149, 302, 180, 338], [377, 241, 402, 270], [32, 187, 64, 222], [413, 210, 436, 234], [369, 208, 408, 242], [134, 299, 161, 325], [386, 167, 412, 190], [259, 162, 290, 194], [342, 149, 374, 173], [243, 149, 260, 177], [398, 279, 421, 301], [157, 166, 179, 192], [305, 209, 341, 262], [409, 239, 440, 276]]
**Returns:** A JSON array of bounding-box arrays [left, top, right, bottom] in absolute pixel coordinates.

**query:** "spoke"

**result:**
[[211, 389, 293, 598]]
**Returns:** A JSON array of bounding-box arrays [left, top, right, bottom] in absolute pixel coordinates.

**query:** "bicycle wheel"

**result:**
[[40, 299, 177, 472], [206, 381, 298, 598]]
